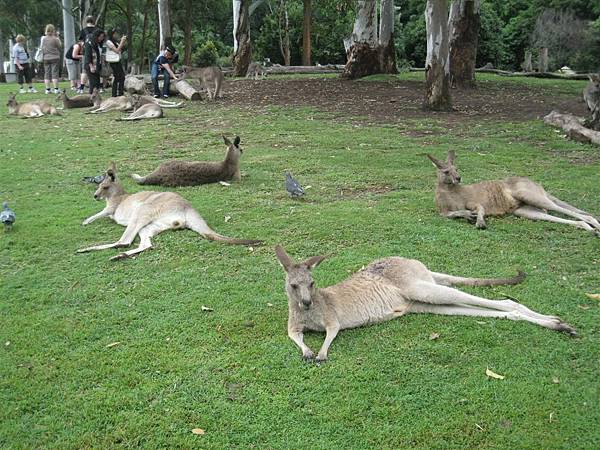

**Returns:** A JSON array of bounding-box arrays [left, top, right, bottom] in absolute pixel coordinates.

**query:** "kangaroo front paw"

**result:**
[[316, 352, 328, 362], [475, 220, 487, 229], [302, 349, 314, 360]]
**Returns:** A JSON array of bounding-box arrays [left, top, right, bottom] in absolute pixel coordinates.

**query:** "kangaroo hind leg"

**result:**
[[110, 222, 166, 260]]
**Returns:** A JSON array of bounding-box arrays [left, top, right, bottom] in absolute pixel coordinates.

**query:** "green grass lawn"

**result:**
[[1, 75, 599, 449]]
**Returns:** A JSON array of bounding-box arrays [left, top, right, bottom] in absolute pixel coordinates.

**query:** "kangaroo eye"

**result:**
[[309, 281, 314, 288], [102, 186, 109, 190], [290, 284, 298, 290]]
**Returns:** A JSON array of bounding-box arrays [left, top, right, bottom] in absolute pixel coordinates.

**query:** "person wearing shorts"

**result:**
[[40, 24, 62, 94], [12, 34, 36, 93]]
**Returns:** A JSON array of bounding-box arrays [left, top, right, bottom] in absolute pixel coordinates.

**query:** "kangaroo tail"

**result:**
[[432, 270, 526, 287], [205, 233, 263, 246]]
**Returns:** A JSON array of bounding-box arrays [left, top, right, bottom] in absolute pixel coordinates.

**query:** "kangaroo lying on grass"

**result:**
[[118, 98, 163, 121], [6, 93, 60, 117], [86, 90, 135, 113], [131, 135, 244, 187], [427, 151, 600, 235], [57, 89, 94, 108], [181, 66, 223, 100], [275, 246, 575, 362], [134, 94, 183, 108], [583, 74, 600, 130], [78, 163, 262, 260]]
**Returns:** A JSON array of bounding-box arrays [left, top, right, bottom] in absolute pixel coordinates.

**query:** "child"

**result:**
[[12, 35, 36, 93], [151, 46, 179, 98]]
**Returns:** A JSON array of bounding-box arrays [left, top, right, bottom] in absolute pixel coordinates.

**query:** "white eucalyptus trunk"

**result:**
[[158, 0, 171, 49], [232, 0, 241, 52], [62, 0, 76, 68], [342, 0, 380, 79], [233, 0, 252, 76], [424, 0, 452, 110], [378, 0, 397, 73]]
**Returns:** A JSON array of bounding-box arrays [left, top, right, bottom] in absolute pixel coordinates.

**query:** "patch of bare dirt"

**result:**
[[221, 77, 587, 126]]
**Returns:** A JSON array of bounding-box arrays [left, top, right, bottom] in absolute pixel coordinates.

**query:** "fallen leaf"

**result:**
[[476, 321, 487, 325], [552, 377, 560, 384], [585, 293, 600, 300], [224, 215, 231, 223], [267, 303, 273, 307], [106, 342, 121, 348], [429, 332, 440, 340], [248, 247, 254, 252], [578, 305, 590, 310], [486, 368, 505, 380], [191, 428, 205, 435], [5, 341, 10, 347], [549, 412, 555, 422], [201, 306, 213, 312], [305, 185, 312, 189], [219, 181, 231, 187]]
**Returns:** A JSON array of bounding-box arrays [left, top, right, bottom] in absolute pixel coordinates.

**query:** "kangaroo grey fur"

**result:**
[[275, 246, 575, 362], [87, 90, 135, 113], [7, 93, 60, 117], [583, 73, 600, 130], [427, 151, 600, 235], [118, 98, 163, 121], [134, 94, 183, 108], [246, 62, 266, 80], [131, 135, 244, 187], [58, 89, 94, 108], [78, 162, 262, 260], [181, 66, 223, 100]]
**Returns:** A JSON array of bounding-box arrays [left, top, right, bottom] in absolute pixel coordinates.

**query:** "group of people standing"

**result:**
[[11, 16, 127, 97]]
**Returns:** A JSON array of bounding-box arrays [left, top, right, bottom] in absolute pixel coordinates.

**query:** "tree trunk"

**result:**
[[544, 110, 600, 145], [158, 0, 172, 49], [138, 0, 151, 71], [173, 79, 201, 100], [424, 0, 452, 111], [538, 47, 548, 73], [302, 0, 311, 65], [79, 0, 108, 28], [125, 0, 133, 72], [522, 50, 532, 72], [233, 0, 241, 52], [0, 29, 5, 82], [62, 0, 76, 54], [233, 0, 251, 77], [448, 0, 480, 88], [278, 0, 291, 66], [342, 0, 380, 79], [378, 0, 397, 73], [183, 0, 193, 65]]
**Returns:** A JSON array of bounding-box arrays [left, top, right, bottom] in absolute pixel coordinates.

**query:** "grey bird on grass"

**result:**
[[285, 171, 305, 198], [1, 202, 16, 230], [82, 174, 106, 184]]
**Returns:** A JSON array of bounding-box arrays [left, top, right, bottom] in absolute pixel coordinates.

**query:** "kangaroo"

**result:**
[[427, 151, 600, 235], [86, 89, 135, 114], [57, 89, 94, 108], [182, 66, 223, 100], [246, 62, 266, 80], [131, 135, 244, 187], [275, 246, 575, 362], [583, 74, 600, 130], [78, 162, 262, 260], [118, 97, 163, 121], [134, 94, 183, 108], [6, 93, 60, 118]]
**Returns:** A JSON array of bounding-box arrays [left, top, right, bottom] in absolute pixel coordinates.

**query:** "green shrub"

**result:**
[[193, 41, 219, 67]]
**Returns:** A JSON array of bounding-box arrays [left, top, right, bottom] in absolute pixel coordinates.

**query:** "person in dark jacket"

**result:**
[[84, 28, 106, 94], [151, 46, 179, 98], [105, 28, 127, 97], [78, 16, 97, 90]]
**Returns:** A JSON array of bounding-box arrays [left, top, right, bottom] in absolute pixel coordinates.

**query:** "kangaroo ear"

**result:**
[[275, 245, 294, 272], [426, 154, 445, 169], [303, 254, 327, 270], [106, 161, 117, 181], [222, 134, 232, 146], [233, 136, 241, 146], [447, 150, 456, 164]]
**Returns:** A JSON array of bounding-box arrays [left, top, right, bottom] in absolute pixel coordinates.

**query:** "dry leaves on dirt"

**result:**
[[486, 368, 505, 380]]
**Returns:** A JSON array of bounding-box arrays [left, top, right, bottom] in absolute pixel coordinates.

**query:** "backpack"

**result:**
[[65, 44, 75, 60]]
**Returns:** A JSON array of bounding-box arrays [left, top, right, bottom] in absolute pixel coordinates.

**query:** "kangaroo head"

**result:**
[[588, 74, 600, 90], [427, 151, 461, 185], [91, 88, 101, 104], [6, 93, 17, 108], [94, 162, 124, 201], [275, 245, 327, 310], [223, 134, 243, 155]]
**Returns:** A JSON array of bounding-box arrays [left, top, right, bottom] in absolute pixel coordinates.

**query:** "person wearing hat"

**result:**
[[151, 46, 179, 98]]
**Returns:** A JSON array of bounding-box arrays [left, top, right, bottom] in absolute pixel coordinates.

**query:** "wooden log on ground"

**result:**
[[265, 65, 344, 74], [543, 110, 600, 146], [125, 75, 146, 94], [409, 67, 592, 80], [171, 79, 201, 101]]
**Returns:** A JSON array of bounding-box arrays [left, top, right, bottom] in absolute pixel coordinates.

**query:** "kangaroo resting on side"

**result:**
[[7, 93, 60, 117], [131, 135, 244, 187], [134, 94, 183, 108], [78, 163, 262, 260], [427, 151, 600, 235], [86, 90, 135, 114], [275, 246, 575, 362], [57, 89, 94, 108], [118, 97, 163, 121], [181, 66, 223, 100]]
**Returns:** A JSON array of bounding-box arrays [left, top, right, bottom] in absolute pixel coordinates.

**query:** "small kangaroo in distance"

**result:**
[[181, 66, 224, 100], [78, 163, 262, 260], [246, 62, 266, 80], [131, 135, 245, 187], [7, 93, 60, 117], [427, 151, 600, 235], [275, 246, 575, 362]]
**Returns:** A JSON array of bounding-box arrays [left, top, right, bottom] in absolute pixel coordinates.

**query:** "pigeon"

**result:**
[[285, 171, 305, 198], [82, 174, 106, 184], [1, 202, 16, 230]]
